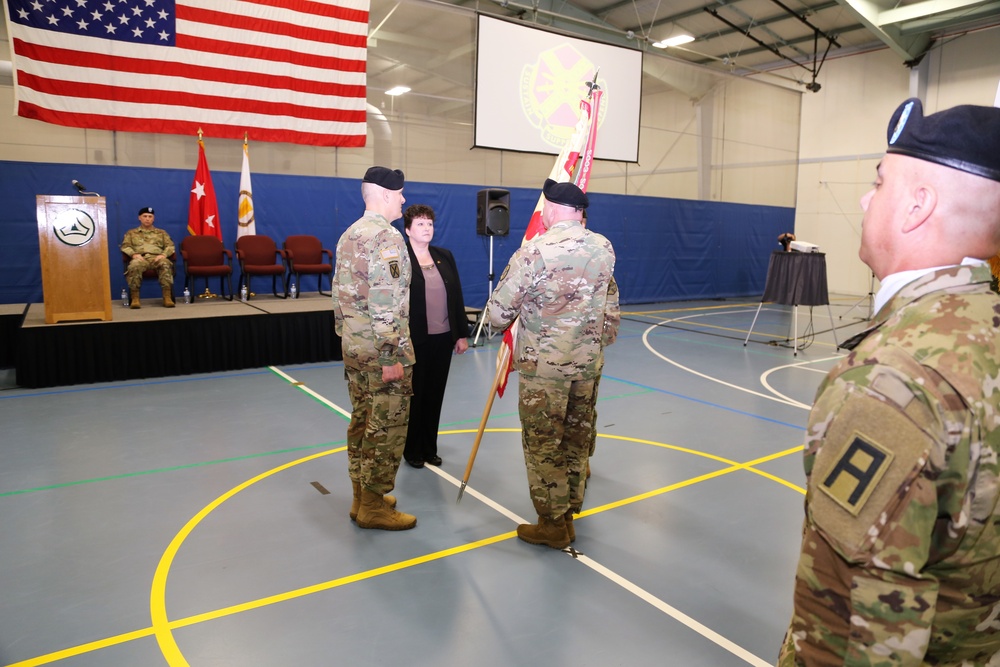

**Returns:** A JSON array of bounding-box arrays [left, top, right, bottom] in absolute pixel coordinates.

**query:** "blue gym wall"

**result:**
[[0, 160, 793, 307]]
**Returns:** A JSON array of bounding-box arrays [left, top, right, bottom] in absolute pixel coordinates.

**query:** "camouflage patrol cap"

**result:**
[[363, 166, 405, 191], [886, 98, 1000, 182], [138, 207, 154, 215], [543, 178, 589, 210]]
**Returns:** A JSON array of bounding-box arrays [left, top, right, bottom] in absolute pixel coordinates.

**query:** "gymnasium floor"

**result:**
[[0, 296, 871, 667]]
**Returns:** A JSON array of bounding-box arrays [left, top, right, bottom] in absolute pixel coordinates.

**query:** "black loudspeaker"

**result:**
[[476, 188, 510, 236]]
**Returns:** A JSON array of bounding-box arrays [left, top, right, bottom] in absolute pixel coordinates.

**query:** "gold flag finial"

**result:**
[[244, 131, 248, 143], [197, 127, 203, 140]]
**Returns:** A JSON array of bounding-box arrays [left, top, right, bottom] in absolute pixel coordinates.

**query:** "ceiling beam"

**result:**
[[877, 0, 991, 26], [835, 0, 933, 61]]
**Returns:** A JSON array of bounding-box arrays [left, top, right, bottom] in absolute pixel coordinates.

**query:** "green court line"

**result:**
[[0, 441, 345, 497]]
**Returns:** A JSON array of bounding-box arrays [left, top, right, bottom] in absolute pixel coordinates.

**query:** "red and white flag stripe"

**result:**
[[5, 0, 370, 146]]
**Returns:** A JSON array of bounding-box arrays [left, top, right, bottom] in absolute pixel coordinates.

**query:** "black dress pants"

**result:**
[[404, 332, 454, 462]]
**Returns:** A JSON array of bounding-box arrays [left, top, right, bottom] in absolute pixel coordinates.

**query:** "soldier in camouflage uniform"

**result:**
[[487, 179, 620, 549], [332, 166, 417, 531], [120, 206, 175, 308], [779, 99, 1000, 665]]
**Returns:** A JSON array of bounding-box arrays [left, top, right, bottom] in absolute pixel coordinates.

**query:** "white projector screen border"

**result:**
[[474, 15, 642, 163]]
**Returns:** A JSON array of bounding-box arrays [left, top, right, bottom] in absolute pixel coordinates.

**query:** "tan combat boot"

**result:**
[[350, 481, 396, 522], [356, 489, 415, 530], [517, 514, 570, 549], [162, 287, 175, 308], [130, 289, 141, 309], [564, 511, 575, 543]]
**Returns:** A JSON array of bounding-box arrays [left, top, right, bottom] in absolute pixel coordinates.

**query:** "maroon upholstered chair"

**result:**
[[181, 235, 233, 301], [236, 235, 287, 299], [283, 234, 333, 296]]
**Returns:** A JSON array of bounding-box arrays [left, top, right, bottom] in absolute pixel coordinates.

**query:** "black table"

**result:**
[[745, 250, 838, 354]]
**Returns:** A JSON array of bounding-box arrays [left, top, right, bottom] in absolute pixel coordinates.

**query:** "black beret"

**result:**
[[138, 207, 154, 215], [363, 166, 405, 191], [543, 178, 589, 210], [886, 98, 1000, 182]]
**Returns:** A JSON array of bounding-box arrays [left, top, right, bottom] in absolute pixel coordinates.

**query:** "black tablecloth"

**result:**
[[761, 250, 829, 306]]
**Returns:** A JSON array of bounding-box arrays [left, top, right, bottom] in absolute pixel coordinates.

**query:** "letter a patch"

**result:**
[[819, 435, 894, 516]]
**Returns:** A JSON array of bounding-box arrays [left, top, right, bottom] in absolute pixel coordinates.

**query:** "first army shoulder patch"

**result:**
[[819, 435, 894, 516]]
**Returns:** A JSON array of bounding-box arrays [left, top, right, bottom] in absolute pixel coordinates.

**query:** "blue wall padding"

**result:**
[[0, 160, 792, 306]]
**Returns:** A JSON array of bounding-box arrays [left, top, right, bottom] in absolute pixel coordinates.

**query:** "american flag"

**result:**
[[4, 0, 370, 146]]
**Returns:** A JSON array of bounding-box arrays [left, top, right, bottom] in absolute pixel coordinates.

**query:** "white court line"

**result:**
[[642, 310, 844, 411], [426, 465, 772, 667], [429, 463, 529, 525], [273, 365, 772, 667], [759, 357, 842, 410], [269, 366, 351, 419]]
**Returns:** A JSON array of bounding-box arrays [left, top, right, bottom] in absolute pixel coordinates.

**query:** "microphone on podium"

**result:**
[[72, 180, 100, 196]]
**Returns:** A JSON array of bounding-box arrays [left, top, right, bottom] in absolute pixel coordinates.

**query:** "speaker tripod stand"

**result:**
[[470, 188, 511, 347], [840, 272, 875, 322], [471, 235, 497, 347]]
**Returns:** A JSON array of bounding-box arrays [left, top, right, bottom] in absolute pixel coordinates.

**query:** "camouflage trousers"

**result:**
[[518, 374, 598, 518], [589, 374, 601, 458], [344, 365, 412, 495], [125, 256, 174, 290]]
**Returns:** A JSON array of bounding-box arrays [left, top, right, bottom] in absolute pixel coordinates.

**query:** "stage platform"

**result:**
[[10, 292, 342, 389]]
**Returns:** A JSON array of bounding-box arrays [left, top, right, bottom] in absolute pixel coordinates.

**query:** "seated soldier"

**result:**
[[121, 207, 175, 308]]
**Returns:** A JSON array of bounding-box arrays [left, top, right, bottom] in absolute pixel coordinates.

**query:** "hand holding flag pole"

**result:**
[[457, 73, 603, 503]]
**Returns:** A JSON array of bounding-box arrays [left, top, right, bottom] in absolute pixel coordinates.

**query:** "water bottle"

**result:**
[[121, 287, 128, 307], [183, 286, 191, 304], [289, 281, 298, 299], [240, 284, 249, 302]]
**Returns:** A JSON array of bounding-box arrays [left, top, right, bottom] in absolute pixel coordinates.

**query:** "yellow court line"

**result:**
[[169, 531, 516, 628], [5, 628, 156, 667], [149, 447, 344, 667], [10, 431, 804, 667]]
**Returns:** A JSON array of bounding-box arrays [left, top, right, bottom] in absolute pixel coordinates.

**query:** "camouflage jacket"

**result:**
[[486, 219, 619, 380], [120, 227, 174, 258], [780, 264, 1000, 667], [332, 212, 414, 371]]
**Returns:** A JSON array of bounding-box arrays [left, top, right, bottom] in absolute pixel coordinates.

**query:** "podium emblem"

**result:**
[[53, 209, 96, 247]]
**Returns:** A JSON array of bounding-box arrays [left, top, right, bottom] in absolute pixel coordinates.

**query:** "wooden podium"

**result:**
[[36, 195, 113, 324]]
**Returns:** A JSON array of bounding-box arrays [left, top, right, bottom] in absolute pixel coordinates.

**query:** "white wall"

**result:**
[[793, 27, 1000, 297]]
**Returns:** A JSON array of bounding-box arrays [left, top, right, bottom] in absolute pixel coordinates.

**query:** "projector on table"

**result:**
[[790, 240, 820, 253]]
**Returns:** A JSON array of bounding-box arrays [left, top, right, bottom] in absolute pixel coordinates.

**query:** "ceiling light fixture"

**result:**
[[386, 86, 410, 96], [653, 34, 695, 48]]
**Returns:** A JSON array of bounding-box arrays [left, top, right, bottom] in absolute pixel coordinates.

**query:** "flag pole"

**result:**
[[194, 127, 216, 299], [457, 341, 511, 502], [457, 73, 603, 503]]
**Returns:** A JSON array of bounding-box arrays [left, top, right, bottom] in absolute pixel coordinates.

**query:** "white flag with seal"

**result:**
[[238, 138, 256, 238]]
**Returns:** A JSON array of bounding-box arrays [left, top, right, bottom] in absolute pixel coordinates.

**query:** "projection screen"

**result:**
[[475, 15, 642, 163]]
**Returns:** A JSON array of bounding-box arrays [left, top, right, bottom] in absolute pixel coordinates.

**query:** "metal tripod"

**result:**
[[841, 272, 875, 321], [471, 235, 497, 347]]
